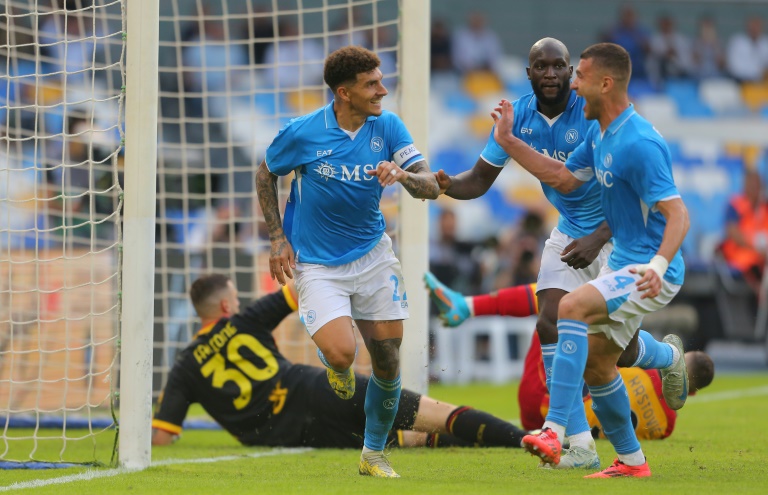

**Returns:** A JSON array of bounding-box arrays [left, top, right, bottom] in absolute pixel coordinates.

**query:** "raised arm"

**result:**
[[492, 99, 584, 193], [436, 158, 503, 199], [256, 160, 295, 285]]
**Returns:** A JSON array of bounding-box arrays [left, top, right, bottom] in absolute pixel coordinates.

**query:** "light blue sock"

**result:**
[[546, 320, 588, 428], [363, 373, 401, 451], [564, 381, 592, 438], [632, 330, 673, 369], [541, 343, 557, 391], [543, 342, 589, 437], [587, 374, 641, 455]]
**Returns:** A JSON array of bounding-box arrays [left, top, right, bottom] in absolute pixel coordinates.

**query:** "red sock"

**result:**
[[471, 284, 538, 317]]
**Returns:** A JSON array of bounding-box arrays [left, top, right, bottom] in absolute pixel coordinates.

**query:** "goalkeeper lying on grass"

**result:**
[[152, 274, 530, 449]]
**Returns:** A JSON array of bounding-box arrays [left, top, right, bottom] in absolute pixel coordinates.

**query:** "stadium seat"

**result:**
[[699, 78, 746, 115], [628, 78, 657, 100], [664, 80, 715, 118], [462, 70, 504, 98], [504, 79, 532, 101], [443, 91, 478, 115], [634, 95, 677, 122], [431, 147, 473, 176], [431, 316, 536, 384], [496, 55, 526, 87], [740, 82, 768, 112]]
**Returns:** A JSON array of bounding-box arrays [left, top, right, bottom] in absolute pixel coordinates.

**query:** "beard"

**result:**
[[532, 82, 570, 106]]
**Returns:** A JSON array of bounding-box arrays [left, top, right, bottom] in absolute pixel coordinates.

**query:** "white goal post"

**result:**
[[119, 0, 159, 470]]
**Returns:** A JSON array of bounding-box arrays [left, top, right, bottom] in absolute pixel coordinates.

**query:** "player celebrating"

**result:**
[[491, 42, 690, 478], [255, 46, 439, 478], [152, 275, 531, 452], [430, 38, 687, 470]]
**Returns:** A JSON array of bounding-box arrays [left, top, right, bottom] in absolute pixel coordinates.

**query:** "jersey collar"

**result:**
[[606, 103, 636, 135], [194, 319, 219, 338], [324, 100, 378, 129]]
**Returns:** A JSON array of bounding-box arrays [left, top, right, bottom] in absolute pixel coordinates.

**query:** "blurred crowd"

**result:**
[[430, 5, 768, 86], [3, 1, 768, 349]]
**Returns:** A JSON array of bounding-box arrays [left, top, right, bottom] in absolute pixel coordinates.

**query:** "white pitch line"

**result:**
[[3, 385, 767, 491], [685, 385, 768, 404], [0, 448, 311, 492]]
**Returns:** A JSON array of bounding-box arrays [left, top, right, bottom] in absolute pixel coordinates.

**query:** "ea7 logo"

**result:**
[[521, 127, 534, 134]]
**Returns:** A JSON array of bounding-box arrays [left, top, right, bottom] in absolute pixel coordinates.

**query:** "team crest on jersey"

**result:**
[[306, 310, 316, 324], [314, 162, 336, 181], [604, 153, 613, 168], [370, 136, 384, 152], [565, 128, 578, 144]]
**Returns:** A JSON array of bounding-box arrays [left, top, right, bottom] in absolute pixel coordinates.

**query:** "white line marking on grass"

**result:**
[[0, 448, 311, 492], [686, 385, 768, 404], [152, 447, 312, 466]]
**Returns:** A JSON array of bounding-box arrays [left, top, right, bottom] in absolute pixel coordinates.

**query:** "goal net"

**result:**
[[0, 0, 428, 468], [0, 0, 125, 466], [152, 0, 417, 399]]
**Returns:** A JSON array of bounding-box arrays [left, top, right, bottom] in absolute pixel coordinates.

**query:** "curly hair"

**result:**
[[323, 46, 381, 92]]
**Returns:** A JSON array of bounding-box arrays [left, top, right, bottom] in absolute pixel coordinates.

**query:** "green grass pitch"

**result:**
[[2, 372, 767, 494]]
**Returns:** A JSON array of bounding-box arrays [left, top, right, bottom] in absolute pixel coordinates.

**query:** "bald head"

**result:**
[[527, 37, 573, 109], [529, 37, 570, 66]]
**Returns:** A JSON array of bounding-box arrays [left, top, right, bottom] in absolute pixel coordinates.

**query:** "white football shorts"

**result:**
[[536, 227, 613, 293], [295, 233, 409, 336], [587, 264, 681, 349]]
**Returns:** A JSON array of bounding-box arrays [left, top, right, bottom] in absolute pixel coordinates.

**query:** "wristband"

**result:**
[[635, 255, 669, 278]]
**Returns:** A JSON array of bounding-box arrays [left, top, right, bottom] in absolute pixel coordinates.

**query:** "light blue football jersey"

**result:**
[[480, 90, 603, 239], [265, 101, 423, 266], [566, 104, 685, 285]]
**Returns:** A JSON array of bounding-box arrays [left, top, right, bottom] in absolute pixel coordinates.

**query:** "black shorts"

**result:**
[[239, 364, 421, 448]]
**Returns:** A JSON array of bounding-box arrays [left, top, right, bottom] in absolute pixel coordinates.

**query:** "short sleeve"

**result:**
[[387, 114, 423, 169], [265, 121, 300, 176], [479, 126, 511, 167], [565, 137, 595, 182], [625, 140, 679, 207]]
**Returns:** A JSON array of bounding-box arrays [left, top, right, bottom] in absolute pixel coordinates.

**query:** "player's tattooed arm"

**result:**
[[401, 161, 440, 199], [256, 161, 284, 241], [256, 160, 295, 284]]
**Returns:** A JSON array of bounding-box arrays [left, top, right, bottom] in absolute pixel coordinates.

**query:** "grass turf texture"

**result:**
[[1, 372, 766, 494]]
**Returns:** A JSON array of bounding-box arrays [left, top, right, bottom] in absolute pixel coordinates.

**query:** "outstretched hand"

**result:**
[[491, 99, 515, 145], [434, 169, 452, 195], [366, 160, 403, 187]]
